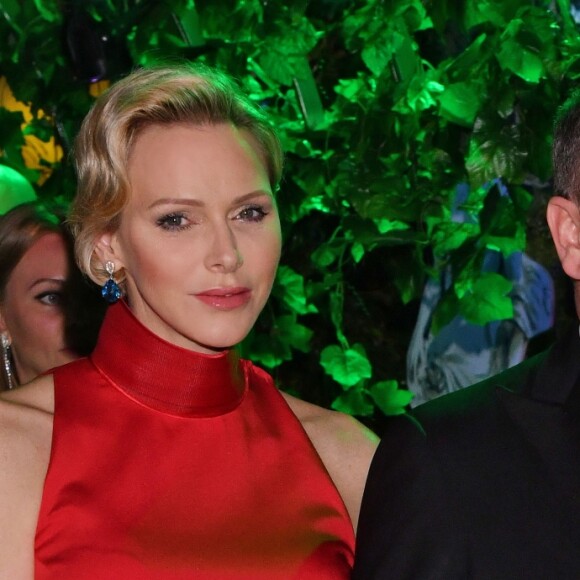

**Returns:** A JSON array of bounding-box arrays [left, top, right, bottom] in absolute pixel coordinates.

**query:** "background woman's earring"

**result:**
[[101, 261, 122, 304], [1, 332, 15, 390]]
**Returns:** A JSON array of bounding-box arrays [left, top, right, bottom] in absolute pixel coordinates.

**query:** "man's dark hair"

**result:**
[[553, 89, 580, 202]]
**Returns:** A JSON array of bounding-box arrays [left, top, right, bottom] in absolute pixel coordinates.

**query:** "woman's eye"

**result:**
[[156, 212, 190, 231], [36, 292, 63, 306], [236, 205, 268, 222]]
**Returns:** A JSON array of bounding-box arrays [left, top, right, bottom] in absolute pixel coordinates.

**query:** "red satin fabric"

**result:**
[[35, 302, 355, 578]]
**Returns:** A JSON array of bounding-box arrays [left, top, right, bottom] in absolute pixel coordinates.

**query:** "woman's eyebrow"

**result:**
[[147, 190, 273, 210], [28, 278, 66, 291]]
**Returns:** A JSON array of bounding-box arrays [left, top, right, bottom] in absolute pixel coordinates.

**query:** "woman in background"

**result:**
[[0, 63, 378, 578], [0, 203, 102, 390]]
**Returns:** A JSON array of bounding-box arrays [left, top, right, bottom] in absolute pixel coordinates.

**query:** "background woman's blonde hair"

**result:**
[[68, 62, 284, 284]]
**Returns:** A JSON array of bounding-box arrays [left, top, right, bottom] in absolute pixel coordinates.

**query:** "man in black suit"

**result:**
[[352, 94, 580, 579]]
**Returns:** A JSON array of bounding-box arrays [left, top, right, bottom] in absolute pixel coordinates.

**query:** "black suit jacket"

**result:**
[[353, 326, 580, 579]]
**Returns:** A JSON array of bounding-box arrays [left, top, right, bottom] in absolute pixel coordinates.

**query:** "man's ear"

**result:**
[[93, 231, 125, 270], [547, 196, 580, 280]]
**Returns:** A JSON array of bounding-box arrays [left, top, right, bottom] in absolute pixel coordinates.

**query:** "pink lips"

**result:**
[[194, 287, 251, 310]]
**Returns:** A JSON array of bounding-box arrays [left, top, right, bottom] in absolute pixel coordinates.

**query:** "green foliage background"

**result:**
[[1, 0, 578, 425]]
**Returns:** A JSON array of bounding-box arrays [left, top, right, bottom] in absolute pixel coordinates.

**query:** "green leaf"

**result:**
[[362, 41, 393, 77], [497, 37, 543, 83], [374, 218, 410, 234], [33, 0, 60, 23], [465, 0, 507, 29], [334, 76, 375, 103], [483, 232, 525, 256], [427, 217, 480, 257], [241, 314, 311, 369], [274, 315, 313, 353], [466, 121, 528, 188], [311, 244, 340, 268], [370, 380, 414, 415], [331, 388, 374, 416], [246, 332, 292, 368], [351, 242, 365, 263], [320, 343, 373, 388], [458, 272, 514, 325], [438, 82, 483, 127], [274, 265, 317, 315]]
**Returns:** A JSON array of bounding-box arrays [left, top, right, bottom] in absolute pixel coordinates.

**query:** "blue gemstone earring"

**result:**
[[101, 261, 122, 304]]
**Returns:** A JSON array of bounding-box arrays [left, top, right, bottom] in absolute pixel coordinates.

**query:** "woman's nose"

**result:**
[[204, 223, 243, 273]]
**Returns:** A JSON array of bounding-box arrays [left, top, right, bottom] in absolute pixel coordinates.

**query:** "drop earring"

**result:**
[[1, 332, 15, 390], [101, 261, 122, 304]]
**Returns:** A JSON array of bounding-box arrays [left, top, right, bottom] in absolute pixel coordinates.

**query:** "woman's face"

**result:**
[[0, 232, 78, 384], [100, 122, 282, 354]]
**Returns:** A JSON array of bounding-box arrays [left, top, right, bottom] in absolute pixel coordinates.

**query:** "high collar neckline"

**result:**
[[90, 301, 246, 418]]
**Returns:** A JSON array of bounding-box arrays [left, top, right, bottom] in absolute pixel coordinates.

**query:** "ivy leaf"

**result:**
[[483, 228, 526, 256], [393, 73, 444, 114], [311, 244, 340, 268], [362, 41, 393, 77], [465, 0, 507, 29], [320, 343, 373, 388], [331, 388, 374, 416], [275, 315, 313, 353], [334, 76, 376, 103], [350, 188, 422, 222], [245, 332, 292, 368], [427, 217, 480, 257], [33, 0, 60, 22], [258, 52, 303, 86], [198, 0, 263, 43], [438, 81, 483, 127], [257, 16, 322, 85], [374, 218, 410, 234], [497, 35, 543, 83], [240, 315, 311, 369], [370, 380, 414, 416], [466, 120, 527, 188], [458, 272, 514, 325], [351, 242, 365, 263], [274, 265, 317, 315]]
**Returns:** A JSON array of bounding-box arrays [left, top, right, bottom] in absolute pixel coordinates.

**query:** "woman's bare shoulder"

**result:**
[[0, 375, 54, 575], [281, 392, 379, 531], [282, 392, 379, 451], [0, 374, 54, 489], [0, 373, 55, 415]]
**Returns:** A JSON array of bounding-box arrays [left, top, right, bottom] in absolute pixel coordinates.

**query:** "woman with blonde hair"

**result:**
[[0, 63, 378, 578]]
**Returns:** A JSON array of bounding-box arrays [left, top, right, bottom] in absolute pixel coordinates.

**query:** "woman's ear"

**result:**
[[93, 232, 125, 270], [547, 196, 580, 280]]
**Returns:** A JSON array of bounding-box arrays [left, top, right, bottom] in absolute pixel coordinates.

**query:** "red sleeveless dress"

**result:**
[[34, 302, 354, 578]]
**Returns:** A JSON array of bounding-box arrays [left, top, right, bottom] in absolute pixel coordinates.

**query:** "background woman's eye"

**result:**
[[36, 292, 63, 306]]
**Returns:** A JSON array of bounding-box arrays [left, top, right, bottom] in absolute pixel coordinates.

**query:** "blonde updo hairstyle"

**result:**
[[69, 62, 284, 286]]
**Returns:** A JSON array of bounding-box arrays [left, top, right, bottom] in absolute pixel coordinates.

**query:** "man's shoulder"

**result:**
[[414, 350, 547, 429]]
